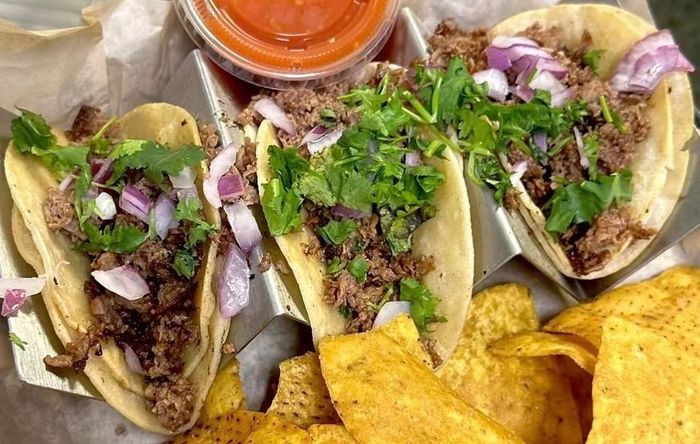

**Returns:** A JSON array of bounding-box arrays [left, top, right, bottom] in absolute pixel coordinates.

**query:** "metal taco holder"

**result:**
[[1, 0, 698, 421]]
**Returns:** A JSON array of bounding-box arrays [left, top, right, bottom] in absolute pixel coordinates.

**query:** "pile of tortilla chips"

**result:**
[[173, 266, 700, 444]]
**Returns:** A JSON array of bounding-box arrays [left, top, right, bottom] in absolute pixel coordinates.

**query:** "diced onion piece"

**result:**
[[254, 97, 296, 135], [91, 266, 150, 301], [58, 174, 75, 192], [92, 158, 113, 184], [491, 35, 540, 49], [119, 186, 151, 223], [515, 83, 535, 102], [95, 192, 117, 220], [529, 70, 566, 94], [170, 167, 196, 189], [573, 127, 589, 168], [473, 69, 510, 102], [123, 344, 146, 375], [177, 186, 199, 202], [533, 132, 548, 152], [219, 172, 245, 201], [611, 30, 695, 93], [551, 88, 574, 107], [154, 194, 177, 240], [510, 160, 528, 187], [331, 205, 369, 220], [218, 244, 250, 318], [224, 202, 262, 254], [203, 143, 238, 209], [0, 276, 46, 317], [372, 301, 412, 329], [301, 125, 329, 145], [404, 151, 422, 167], [307, 128, 343, 156]]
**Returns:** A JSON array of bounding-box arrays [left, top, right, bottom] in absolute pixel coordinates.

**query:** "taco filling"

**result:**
[[10, 107, 232, 430], [426, 20, 693, 275], [246, 66, 455, 351]]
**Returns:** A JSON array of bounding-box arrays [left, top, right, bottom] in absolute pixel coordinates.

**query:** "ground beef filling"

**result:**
[[430, 21, 654, 274]]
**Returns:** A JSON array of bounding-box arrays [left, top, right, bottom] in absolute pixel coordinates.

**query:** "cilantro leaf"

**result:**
[[327, 257, 347, 275], [10, 109, 56, 153], [262, 178, 303, 236], [109, 140, 205, 185], [74, 164, 93, 225], [335, 169, 373, 213], [338, 305, 353, 319], [32, 145, 90, 178], [379, 208, 424, 256], [583, 49, 606, 76], [399, 278, 445, 333], [297, 172, 336, 207], [318, 219, 358, 245], [78, 222, 149, 254], [89, 117, 117, 155], [268, 146, 310, 189], [174, 249, 198, 278], [175, 198, 216, 247], [582, 134, 600, 179], [348, 256, 369, 283], [9, 332, 27, 350]]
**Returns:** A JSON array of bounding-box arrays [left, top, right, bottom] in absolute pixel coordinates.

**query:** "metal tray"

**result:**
[[0, 1, 697, 441]]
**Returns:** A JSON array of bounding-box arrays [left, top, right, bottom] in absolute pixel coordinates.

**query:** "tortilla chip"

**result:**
[[545, 266, 700, 355], [375, 313, 432, 367], [171, 410, 263, 444], [319, 330, 523, 443], [307, 425, 357, 443], [561, 359, 594, 438], [244, 414, 312, 444], [267, 353, 340, 428], [587, 317, 700, 443], [201, 358, 246, 419], [489, 332, 598, 374], [436, 284, 582, 444]]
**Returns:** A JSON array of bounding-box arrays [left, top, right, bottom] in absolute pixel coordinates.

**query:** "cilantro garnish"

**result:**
[[348, 256, 369, 283], [582, 134, 600, 180], [173, 249, 198, 278], [175, 198, 216, 247], [318, 219, 358, 246], [262, 178, 303, 236], [598, 95, 628, 133], [399, 278, 445, 333], [9, 332, 27, 350], [326, 257, 347, 275], [583, 49, 606, 76], [338, 305, 353, 319], [77, 222, 149, 254], [109, 140, 205, 186]]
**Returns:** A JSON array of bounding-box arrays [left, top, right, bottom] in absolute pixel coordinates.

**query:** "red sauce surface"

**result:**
[[196, 0, 392, 72]]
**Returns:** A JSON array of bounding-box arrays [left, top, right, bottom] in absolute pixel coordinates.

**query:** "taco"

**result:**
[[425, 4, 694, 278], [3, 103, 243, 434], [248, 63, 474, 364]]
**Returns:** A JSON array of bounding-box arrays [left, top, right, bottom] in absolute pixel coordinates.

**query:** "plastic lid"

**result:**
[[175, 0, 400, 89]]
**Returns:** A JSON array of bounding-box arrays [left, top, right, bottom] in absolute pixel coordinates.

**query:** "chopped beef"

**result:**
[[43, 189, 85, 240], [421, 337, 444, 368], [428, 19, 489, 72], [275, 259, 291, 275], [92, 252, 122, 271], [519, 24, 564, 50], [149, 311, 197, 378], [44, 324, 102, 372], [258, 253, 272, 273], [66, 106, 108, 143], [222, 343, 235, 355], [156, 281, 193, 314], [129, 240, 173, 280], [507, 145, 551, 206], [145, 377, 195, 431], [200, 123, 220, 162], [549, 142, 586, 183]]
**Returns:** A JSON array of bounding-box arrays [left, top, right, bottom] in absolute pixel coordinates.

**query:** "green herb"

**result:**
[[74, 165, 93, 225], [544, 170, 633, 235], [598, 95, 628, 133], [268, 146, 310, 188], [318, 219, 358, 245], [79, 199, 97, 227], [326, 257, 347, 275], [399, 278, 445, 333], [78, 222, 149, 254], [379, 208, 423, 256], [173, 249, 198, 278], [319, 108, 337, 127], [175, 198, 216, 247], [262, 178, 303, 236], [583, 49, 606, 76], [547, 135, 574, 158], [348, 256, 369, 283], [10, 109, 56, 153], [9, 332, 27, 350], [582, 134, 600, 180], [296, 172, 336, 207], [338, 305, 353, 319], [109, 140, 205, 185], [89, 117, 117, 155]]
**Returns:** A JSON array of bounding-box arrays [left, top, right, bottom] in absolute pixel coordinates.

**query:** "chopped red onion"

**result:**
[[84, 186, 99, 200], [573, 127, 589, 169], [58, 174, 75, 192], [491, 35, 540, 49], [91, 266, 150, 301], [169, 167, 196, 189], [95, 192, 117, 220], [404, 151, 422, 167], [224, 202, 262, 254], [219, 172, 245, 201], [488, 44, 558, 73], [515, 83, 535, 102], [529, 70, 567, 95], [533, 132, 548, 152], [154, 194, 177, 240], [177, 186, 199, 202], [510, 160, 528, 187], [611, 30, 695, 93], [119, 186, 151, 223], [372, 301, 412, 329], [473, 68, 510, 102], [301, 125, 329, 145], [123, 344, 146, 375], [218, 244, 250, 318], [550, 88, 574, 107], [331, 205, 369, 220], [254, 97, 296, 135], [0, 276, 46, 317], [306, 127, 343, 156], [203, 143, 238, 209], [92, 158, 113, 184]]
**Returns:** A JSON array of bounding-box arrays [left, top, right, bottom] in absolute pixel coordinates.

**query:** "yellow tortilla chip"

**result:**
[[201, 358, 246, 419], [436, 284, 582, 444], [171, 410, 263, 444], [587, 317, 700, 443], [561, 359, 594, 439], [375, 313, 432, 367], [307, 425, 357, 443], [244, 414, 312, 444], [545, 266, 700, 355], [267, 353, 340, 428], [319, 330, 523, 444], [489, 332, 598, 374]]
